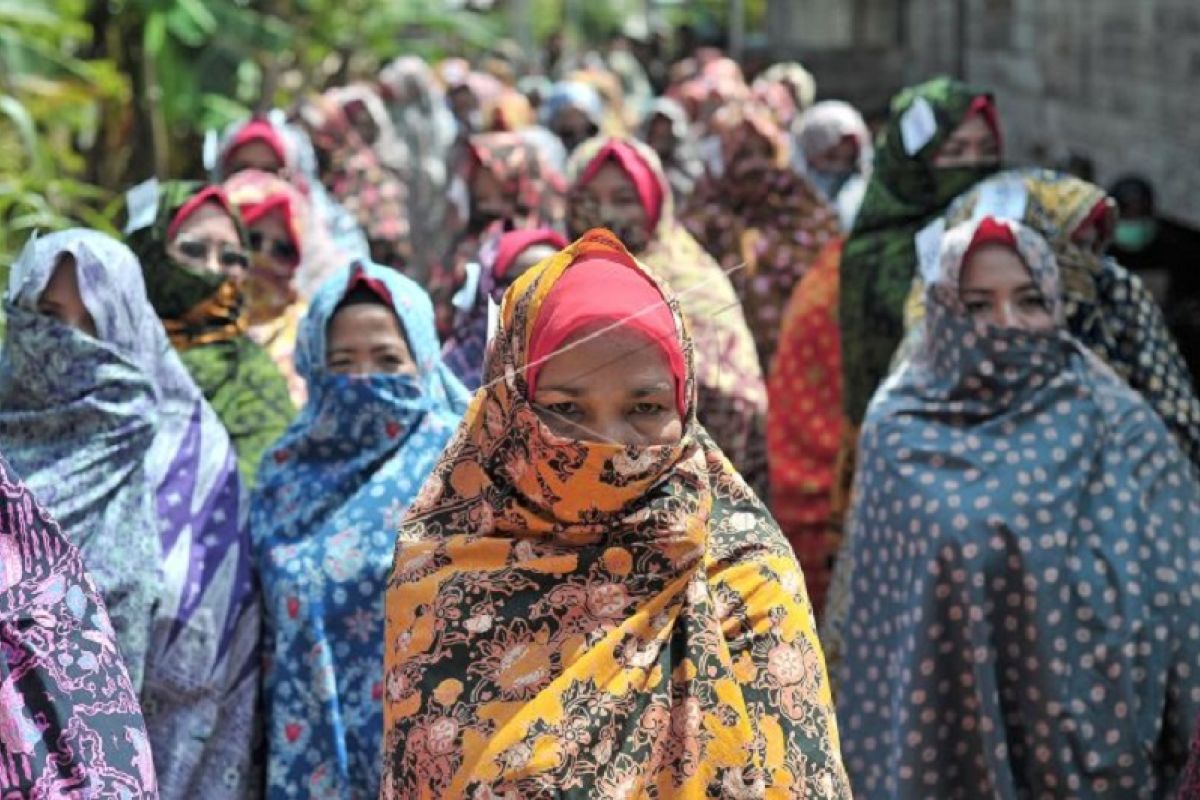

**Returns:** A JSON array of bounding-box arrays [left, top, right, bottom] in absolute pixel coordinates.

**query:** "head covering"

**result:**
[[567, 137, 769, 493], [1, 231, 164, 693], [441, 226, 567, 392], [838, 76, 1001, 424], [376, 56, 463, 285], [0, 231, 262, 797], [828, 216, 1200, 795], [224, 168, 344, 406], [251, 260, 467, 798], [575, 138, 665, 232], [539, 81, 605, 132], [680, 101, 840, 371], [430, 132, 568, 338], [525, 249, 687, 416], [0, 454, 158, 798], [380, 229, 848, 797], [124, 181, 296, 486], [753, 61, 817, 119], [935, 168, 1200, 468], [794, 100, 874, 230], [297, 86, 414, 270], [637, 96, 704, 199], [213, 113, 372, 261]]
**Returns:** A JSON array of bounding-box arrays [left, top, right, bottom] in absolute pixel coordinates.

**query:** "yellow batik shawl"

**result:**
[[381, 230, 848, 799]]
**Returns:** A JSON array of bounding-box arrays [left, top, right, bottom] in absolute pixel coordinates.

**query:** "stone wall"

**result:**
[[766, 0, 1200, 227]]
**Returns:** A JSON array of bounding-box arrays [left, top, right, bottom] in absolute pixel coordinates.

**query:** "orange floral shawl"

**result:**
[[381, 230, 848, 798]]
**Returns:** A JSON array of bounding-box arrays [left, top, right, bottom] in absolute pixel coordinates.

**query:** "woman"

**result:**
[[540, 81, 605, 154], [794, 100, 874, 231], [442, 224, 568, 391], [125, 180, 296, 486], [681, 101, 839, 372], [0, 230, 262, 798], [838, 76, 1001, 426], [832, 216, 1200, 796], [0, 453, 157, 797], [225, 168, 342, 406], [637, 96, 703, 200], [251, 261, 467, 799], [380, 229, 848, 797], [935, 168, 1200, 469], [432, 131, 566, 336], [214, 113, 370, 261], [296, 86, 414, 272], [567, 136, 770, 496]]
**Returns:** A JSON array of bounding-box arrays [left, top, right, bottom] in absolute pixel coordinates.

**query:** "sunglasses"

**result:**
[[248, 231, 300, 264], [174, 239, 250, 270]]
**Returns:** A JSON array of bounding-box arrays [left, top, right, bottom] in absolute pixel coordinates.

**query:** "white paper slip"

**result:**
[[915, 216, 947, 285], [486, 296, 500, 345], [970, 175, 1028, 223], [900, 96, 938, 156], [124, 178, 161, 234]]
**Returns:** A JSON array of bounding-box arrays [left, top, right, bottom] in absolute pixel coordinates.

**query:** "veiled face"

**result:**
[[169, 202, 248, 281], [567, 161, 650, 251], [959, 244, 1054, 332], [932, 113, 999, 169], [37, 254, 97, 337], [531, 327, 682, 446]]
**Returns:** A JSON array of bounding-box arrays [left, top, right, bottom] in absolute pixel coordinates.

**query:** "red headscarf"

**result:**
[[237, 194, 303, 266], [492, 229, 568, 281], [525, 241, 686, 416], [963, 215, 1018, 263], [575, 140, 665, 234], [166, 186, 236, 242], [223, 118, 288, 170]]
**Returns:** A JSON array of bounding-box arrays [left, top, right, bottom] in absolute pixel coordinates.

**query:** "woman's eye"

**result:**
[[964, 301, 991, 315], [632, 402, 665, 416], [541, 402, 580, 419], [1019, 294, 1048, 311]]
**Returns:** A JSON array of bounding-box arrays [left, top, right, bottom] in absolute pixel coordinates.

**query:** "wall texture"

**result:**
[[767, 0, 1200, 227]]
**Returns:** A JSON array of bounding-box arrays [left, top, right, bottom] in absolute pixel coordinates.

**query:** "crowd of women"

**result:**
[[2, 35, 1200, 799]]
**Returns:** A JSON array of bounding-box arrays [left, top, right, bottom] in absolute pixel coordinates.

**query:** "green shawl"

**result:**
[[838, 77, 998, 423], [125, 180, 295, 486]]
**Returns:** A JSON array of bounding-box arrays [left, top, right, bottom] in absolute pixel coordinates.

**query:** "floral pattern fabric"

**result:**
[[829, 217, 1200, 797], [0, 453, 158, 797], [125, 180, 296, 487], [381, 230, 848, 798], [251, 260, 467, 799], [1, 230, 262, 799]]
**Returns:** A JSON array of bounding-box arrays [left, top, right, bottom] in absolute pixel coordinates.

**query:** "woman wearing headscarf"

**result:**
[[380, 229, 848, 798], [637, 96, 704, 201], [251, 260, 467, 799], [794, 100, 874, 231], [681, 101, 840, 372], [224, 168, 343, 407], [431, 131, 567, 336], [752, 62, 817, 125], [0, 453, 157, 797], [831, 216, 1200, 797], [567, 136, 770, 496], [838, 76, 1001, 427], [296, 86, 414, 272], [540, 81, 605, 154], [0, 230, 262, 798], [125, 181, 296, 486], [931, 169, 1200, 468], [214, 113, 370, 260], [442, 224, 568, 391]]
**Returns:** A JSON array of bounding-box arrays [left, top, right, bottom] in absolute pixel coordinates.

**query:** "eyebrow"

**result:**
[[631, 383, 673, 397]]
